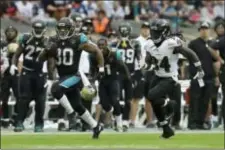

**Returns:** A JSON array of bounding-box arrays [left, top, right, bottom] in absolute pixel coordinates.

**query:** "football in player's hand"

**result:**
[[7, 43, 19, 53], [80, 86, 97, 101]]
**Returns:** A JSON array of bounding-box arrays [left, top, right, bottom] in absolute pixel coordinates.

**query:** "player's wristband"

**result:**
[[99, 67, 104, 72]]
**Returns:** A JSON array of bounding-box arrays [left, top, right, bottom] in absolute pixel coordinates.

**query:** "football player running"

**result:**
[[115, 23, 142, 132], [0, 26, 20, 128], [144, 19, 204, 138], [91, 38, 131, 132], [10, 20, 47, 132], [38, 17, 104, 139]]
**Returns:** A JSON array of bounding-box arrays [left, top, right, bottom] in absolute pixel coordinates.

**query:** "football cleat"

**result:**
[[92, 123, 104, 139]]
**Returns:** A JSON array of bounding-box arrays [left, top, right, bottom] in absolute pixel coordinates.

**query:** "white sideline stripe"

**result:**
[[1, 130, 223, 136], [5, 144, 222, 150]]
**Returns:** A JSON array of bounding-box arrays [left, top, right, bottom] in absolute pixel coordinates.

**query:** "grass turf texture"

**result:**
[[1, 133, 224, 149]]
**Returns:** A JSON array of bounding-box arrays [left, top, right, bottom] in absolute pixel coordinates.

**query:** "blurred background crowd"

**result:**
[[0, 0, 224, 35]]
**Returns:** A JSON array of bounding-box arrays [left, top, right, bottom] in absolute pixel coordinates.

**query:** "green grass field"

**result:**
[[1, 132, 224, 149]]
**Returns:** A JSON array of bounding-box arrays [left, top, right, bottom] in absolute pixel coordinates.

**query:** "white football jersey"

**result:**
[[144, 36, 183, 80]]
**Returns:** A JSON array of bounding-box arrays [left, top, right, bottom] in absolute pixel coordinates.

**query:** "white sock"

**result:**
[[123, 120, 129, 127], [115, 115, 122, 128], [58, 95, 74, 114], [80, 110, 97, 128]]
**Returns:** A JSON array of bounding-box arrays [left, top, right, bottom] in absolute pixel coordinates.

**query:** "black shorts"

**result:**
[[18, 70, 46, 100], [147, 74, 177, 101], [57, 75, 82, 103], [119, 75, 133, 101], [144, 70, 154, 98], [0, 70, 18, 101], [132, 70, 145, 99], [99, 78, 120, 107]]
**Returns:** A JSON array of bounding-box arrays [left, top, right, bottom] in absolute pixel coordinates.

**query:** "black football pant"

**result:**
[[147, 75, 177, 123], [16, 70, 46, 127], [170, 83, 181, 126], [99, 77, 121, 116], [220, 65, 225, 129], [188, 79, 214, 127], [51, 75, 86, 116], [119, 76, 132, 121], [0, 71, 19, 119], [211, 86, 219, 116]]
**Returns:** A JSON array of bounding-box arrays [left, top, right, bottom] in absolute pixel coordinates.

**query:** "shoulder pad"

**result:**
[[80, 33, 88, 44], [18, 33, 32, 45], [115, 51, 122, 60], [166, 36, 183, 48]]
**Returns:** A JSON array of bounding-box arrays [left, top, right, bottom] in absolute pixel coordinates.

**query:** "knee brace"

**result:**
[[51, 82, 64, 100]]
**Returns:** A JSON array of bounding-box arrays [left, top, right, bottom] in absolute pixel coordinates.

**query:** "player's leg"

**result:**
[[33, 73, 46, 132], [14, 72, 32, 132], [122, 78, 132, 131], [51, 77, 78, 130], [188, 80, 202, 129], [147, 76, 176, 138], [66, 88, 103, 138], [0, 74, 11, 128], [130, 72, 145, 128], [99, 81, 113, 120], [197, 80, 213, 129], [169, 83, 182, 130], [210, 85, 219, 127], [10, 74, 20, 125], [144, 70, 155, 128], [219, 66, 225, 129], [109, 80, 122, 131]]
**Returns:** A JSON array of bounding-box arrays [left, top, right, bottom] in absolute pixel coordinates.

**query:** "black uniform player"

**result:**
[[91, 38, 131, 132], [0, 26, 19, 128], [10, 20, 47, 132], [145, 19, 205, 138], [211, 21, 225, 129], [115, 23, 142, 131], [38, 17, 104, 139]]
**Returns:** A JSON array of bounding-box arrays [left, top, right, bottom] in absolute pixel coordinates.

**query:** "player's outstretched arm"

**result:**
[[79, 43, 104, 68], [47, 57, 56, 80], [37, 50, 48, 62], [174, 46, 201, 67]]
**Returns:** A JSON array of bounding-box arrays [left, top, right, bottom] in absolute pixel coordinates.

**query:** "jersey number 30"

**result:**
[[56, 48, 73, 66], [118, 49, 134, 63]]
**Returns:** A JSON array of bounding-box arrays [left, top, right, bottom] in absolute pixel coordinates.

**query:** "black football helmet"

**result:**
[[56, 17, 74, 40], [118, 23, 132, 38], [150, 19, 171, 44], [70, 13, 83, 34], [4, 26, 18, 41], [32, 20, 46, 38]]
